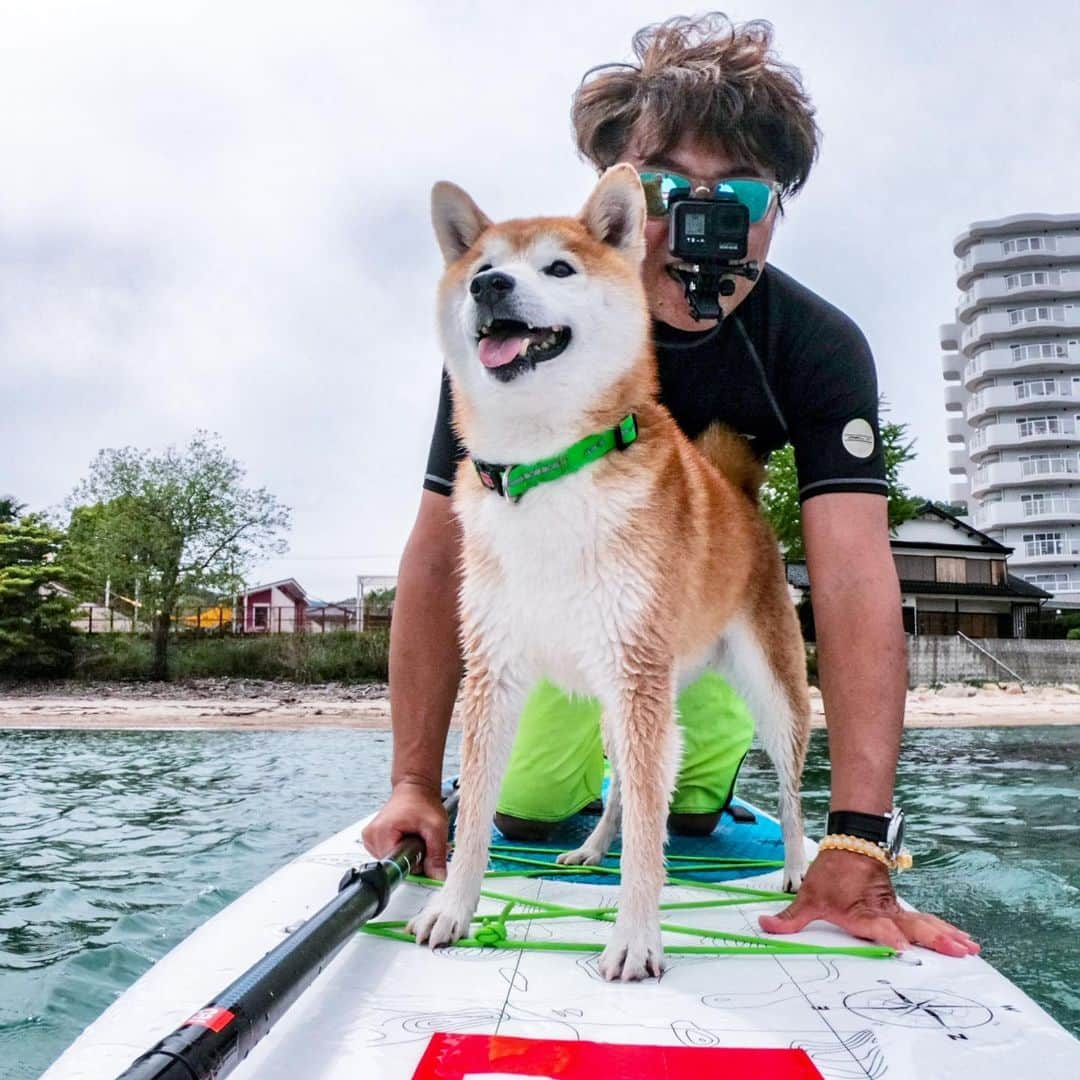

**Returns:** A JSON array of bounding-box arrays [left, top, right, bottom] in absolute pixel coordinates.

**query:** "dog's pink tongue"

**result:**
[[478, 336, 525, 369]]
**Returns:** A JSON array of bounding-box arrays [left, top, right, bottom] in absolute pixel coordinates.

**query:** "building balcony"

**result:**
[[1018, 539, 1080, 563], [955, 234, 1080, 288], [968, 418, 1078, 460], [948, 448, 969, 475], [961, 343, 1078, 388], [974, 498, 1080, 531], [1021, 498, 1080, 526], [940, 324, 960, 351], [942, 352, 964, 381], [948, 481, 970, 507], [972, 503, 1008, 531], [944, 384, 967, 411], [966, 378, 1077, 423], [1017, 573, 1080, 601], [970, 456, 1080, 497], [945, 416, 969, 443], [960, 306, 1080, 356], [957, 271, 1080, 322]]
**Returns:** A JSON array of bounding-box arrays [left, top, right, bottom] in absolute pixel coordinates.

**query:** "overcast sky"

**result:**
[[4, 1, 1079, 600]]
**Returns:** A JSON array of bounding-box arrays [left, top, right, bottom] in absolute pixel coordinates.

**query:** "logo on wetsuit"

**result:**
[[841, 418, 875, 459]]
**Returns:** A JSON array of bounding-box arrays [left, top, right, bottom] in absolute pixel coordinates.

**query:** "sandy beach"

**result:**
[[2, 678, 1079, 730]]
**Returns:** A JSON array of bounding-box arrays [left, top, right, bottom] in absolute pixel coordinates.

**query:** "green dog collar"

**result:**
[[473, 414, 638, 502]]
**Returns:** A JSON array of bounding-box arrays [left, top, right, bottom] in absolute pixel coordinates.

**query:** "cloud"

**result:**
[[4, 1, 1079, 597]]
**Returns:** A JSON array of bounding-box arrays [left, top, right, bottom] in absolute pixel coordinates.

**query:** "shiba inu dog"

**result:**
[[407, 164, 810, 981]]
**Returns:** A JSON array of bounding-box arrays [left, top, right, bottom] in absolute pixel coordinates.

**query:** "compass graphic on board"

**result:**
[[843, 985, 993, 1030]]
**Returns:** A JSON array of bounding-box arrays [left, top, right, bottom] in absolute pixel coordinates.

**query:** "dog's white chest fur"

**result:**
[[458, 469, 651, 696]]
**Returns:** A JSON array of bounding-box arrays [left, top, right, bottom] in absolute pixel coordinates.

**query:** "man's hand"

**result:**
[[758, 849, 980, 957], [361, 781, 450, 881]]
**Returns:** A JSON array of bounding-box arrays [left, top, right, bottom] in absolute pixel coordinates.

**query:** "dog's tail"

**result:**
[[694, 423, 766, 501]]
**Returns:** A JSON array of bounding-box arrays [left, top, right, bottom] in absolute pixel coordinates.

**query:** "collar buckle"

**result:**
[[473, 460, 507, 498], [614, 413, 638, 451]]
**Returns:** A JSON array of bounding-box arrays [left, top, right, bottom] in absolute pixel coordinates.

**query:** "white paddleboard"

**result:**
[[41, 807, 1080, 1080]]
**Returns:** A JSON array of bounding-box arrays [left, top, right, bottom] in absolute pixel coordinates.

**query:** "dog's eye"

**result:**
[[543, 260, 576, 278], [475, 263, 492, 274]]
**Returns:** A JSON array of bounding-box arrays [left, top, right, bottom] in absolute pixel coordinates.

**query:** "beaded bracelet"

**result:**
[[818, 833, 913, 871]]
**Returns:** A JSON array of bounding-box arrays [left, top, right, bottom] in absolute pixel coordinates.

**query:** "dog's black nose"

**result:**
[[470, 270, 515, 306]]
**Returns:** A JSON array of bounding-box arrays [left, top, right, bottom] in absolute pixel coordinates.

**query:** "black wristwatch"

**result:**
[[827, 808, 906, 863]]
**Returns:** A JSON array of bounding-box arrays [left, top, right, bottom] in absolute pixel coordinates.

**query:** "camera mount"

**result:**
[[670, 261, 760, 322]]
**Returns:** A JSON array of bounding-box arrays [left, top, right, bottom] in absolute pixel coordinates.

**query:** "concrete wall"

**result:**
[[906, 635, 1080, 685]]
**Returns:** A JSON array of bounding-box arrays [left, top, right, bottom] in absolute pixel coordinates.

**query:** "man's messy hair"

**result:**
[[572, 13, 820, 199]]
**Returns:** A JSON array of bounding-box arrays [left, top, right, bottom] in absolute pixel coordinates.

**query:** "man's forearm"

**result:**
[[388, 512, 463, 795], [805, 504, 907, 814], [812, 560, 906, 811]]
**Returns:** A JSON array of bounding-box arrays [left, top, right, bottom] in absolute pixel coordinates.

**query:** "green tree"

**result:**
[[65, 497, 148, 605], [0, 499, 83, 676], [67, 432, 291, 680], [925, 499, 968, 518], [364, 586, 397, 614], [0, 496, 21, 523], [760, 407, 922, 561]]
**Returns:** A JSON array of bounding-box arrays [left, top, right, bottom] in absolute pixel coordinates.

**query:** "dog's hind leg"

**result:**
[[713, 606, 810, 892], [557, 722, 622, 867], [596, 658, 681, 981], [408, 657, 527, 948]]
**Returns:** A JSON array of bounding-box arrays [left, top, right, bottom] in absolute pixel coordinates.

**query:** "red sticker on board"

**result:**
[[412, 1033, 824, 1078], [183, 1007, 236, 1034]]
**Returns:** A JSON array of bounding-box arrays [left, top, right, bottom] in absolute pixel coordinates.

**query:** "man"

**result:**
[[363, 13, 978, 957]]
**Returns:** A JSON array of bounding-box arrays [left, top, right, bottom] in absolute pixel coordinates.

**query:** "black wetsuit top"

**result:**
[[423, 264, 887, 503]]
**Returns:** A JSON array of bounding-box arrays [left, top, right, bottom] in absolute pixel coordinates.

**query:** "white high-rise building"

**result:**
[[941, 212, 1080, 607]]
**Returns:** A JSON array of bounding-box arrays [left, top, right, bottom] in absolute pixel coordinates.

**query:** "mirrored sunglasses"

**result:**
[[639, 170, 780, 224]]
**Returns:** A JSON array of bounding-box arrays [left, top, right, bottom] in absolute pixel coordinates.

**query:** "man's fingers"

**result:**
[[761, 903, 979, 957], [420, 823, 449, 881], [762, 901, 910, 952], [361, 821, 396, 859], [832, 912, 910, 953], [755, 854, 978, 957], [898, 912, 981, 957], [758, 897, 817, 935]]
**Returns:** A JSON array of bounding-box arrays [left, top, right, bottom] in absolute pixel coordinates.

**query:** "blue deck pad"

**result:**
[[451, 792, 786, 884]]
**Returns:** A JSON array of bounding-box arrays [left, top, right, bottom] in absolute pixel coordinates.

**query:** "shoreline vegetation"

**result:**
[[63, 629, 392, 684], [2, 678, 1078, 731]]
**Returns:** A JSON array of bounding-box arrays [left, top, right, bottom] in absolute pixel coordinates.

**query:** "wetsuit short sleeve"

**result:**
[[782, 312, 888, 504], [423, 369, 466, 496]]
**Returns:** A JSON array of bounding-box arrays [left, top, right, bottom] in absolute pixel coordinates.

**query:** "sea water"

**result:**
[[1, 726, 1077, 1078]]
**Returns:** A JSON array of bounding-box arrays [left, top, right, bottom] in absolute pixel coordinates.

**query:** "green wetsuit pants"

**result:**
[[496, 670, 754, 822]]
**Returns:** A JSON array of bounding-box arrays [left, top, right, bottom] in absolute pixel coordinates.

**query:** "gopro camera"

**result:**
[[667, 189, 759, 321], [669, 192, 748, 261]]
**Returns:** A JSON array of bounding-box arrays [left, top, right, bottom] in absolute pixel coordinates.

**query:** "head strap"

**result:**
[[472, 414, 638, 503]]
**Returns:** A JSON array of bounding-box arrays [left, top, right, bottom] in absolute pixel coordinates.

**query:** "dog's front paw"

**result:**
[[556, 845, 605, 867], [407, 894, 476, 948], [783, 853, 808, 893], [598, 922, 663, 982]]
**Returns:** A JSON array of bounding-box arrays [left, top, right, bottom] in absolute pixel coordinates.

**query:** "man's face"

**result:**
[[622, 133, 780, 331]]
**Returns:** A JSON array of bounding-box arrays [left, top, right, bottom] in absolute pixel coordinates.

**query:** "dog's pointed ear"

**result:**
[[580, 164, 646, 262], [431, 182, 492, 265]]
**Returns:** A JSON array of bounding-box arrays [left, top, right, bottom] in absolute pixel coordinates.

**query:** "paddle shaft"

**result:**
[[114, 832, 431, 1080]]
